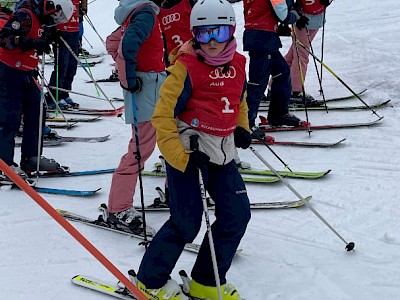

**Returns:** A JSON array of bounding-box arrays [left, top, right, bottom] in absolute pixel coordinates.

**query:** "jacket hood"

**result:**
[[114, 0, 160, 25], [169, 38, 196, 65]]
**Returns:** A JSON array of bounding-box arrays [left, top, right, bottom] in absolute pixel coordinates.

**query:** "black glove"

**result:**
[[277, 23, 292, 36], [296, 16, 309, 30], [187, 150, 210, 171], [45, 29, 62, 44], [234, 127, 251, 149], [121, 78, 142, 93], [19, 37, 51, 54], [320, 0, 331, 7]]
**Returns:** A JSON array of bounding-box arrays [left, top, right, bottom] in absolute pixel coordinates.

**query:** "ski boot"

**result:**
[[267, 113, 308, 127], [290, 92, 322, 107], [20, 156, 69, 176], [108, 69, 119, 82], [136, 279, 189, 300], [250, 126, 266, 140], [179, 270, 241, 300], [0, 164, 36, 187], [64, 96, 80, 109], [100, 204, 156, 237]]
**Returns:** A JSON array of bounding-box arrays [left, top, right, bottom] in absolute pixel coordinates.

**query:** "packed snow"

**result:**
[[1, 0, 399, 299]]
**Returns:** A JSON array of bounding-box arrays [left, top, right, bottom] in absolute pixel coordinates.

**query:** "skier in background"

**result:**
[[105, 0, 166, 236], [0, 0, 73, 182], [136, 0, 251, 299], [243, 0, 306, 138], [157, 0, 196, 64], [285, 0, 332, 104], [45, 0, 84, 109]]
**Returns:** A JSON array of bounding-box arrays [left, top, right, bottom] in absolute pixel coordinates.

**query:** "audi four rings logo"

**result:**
[[209, 66, 237, 79], [162, 13, 181, 25]]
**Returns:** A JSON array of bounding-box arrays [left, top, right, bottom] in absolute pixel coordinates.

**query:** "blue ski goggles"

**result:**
[[193, 25, 233, 44]]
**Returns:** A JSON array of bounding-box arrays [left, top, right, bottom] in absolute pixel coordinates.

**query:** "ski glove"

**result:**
[[121, 78, 142, 93], [19, 37, 51, 54], [296, 16, 309, 30], [320, 0, 332, 7], [187, 150, 210, 172], [234, 127, 252, 149]]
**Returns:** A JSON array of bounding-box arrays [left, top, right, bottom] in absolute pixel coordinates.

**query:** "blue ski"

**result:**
[[33, 187, 101, 196]]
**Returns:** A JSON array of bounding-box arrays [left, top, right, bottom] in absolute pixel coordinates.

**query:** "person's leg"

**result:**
[[137, 161, 204, 288], [191, 161, 251, 286], [267, 51, 292, 123], [290, 27, 319, 94], [108, 122, 156, 213], [0, 64, 24, 165], [62, 31, 80, 100], [246, 51, 272, 127], [20, 76, 43, 160]]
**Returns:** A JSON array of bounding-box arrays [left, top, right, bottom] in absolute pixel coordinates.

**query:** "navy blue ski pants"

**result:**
[[247, 50, 292, 127], [137, 160, 251, 288], [0, 62, 44, 165], [48, 31, 80, 100]]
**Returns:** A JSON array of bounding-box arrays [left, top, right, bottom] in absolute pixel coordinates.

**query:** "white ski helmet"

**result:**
[[43, 0, 74, 24], [190, 0, 236, 29]]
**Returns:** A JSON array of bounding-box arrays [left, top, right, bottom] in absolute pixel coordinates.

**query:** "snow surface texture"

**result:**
[[1, 0, 399, 299]]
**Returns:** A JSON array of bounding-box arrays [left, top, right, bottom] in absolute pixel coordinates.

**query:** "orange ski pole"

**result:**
[[0, 159, 147, 300]]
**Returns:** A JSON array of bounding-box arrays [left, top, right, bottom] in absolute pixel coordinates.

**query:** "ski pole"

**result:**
[[190, 135, 223, 300], [82, 34, 94, 49], [78, 42, 101, 97], [249, 146, 355, 251], [250, 127, 293, 172], [291, 26, 312, 136], [46, 85, 111, 102], [83, 14, 106, 47], [60, 36, 123, 119], [130, 93, 150, 249], [295, 38, 382, 119], [320, 9, 326, 88], [0, 159, 148, 300], [36, 74, 75, 128], [35, 54, 46, 182], [306, 28, 328, 113]]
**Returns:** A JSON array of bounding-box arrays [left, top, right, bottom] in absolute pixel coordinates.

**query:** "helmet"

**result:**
[[190, 0, 236, 30], [43, 0, 74, 24]]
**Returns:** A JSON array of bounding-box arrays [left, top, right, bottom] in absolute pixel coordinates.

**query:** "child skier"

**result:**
[[105, 0, 166, 236], [0, 0, 73, 182], [136, 0, 251, 299]]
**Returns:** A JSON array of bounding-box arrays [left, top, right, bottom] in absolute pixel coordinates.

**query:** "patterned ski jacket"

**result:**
[[152, 40, 249, 172]]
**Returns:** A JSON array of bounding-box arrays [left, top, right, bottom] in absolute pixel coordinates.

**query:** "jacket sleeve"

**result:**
[[270, 0, 299, 24], [0, 10, 32, 50], [151, 61, 192, 172], [236, 81, 250, 131], [122, 6, 155, 88]]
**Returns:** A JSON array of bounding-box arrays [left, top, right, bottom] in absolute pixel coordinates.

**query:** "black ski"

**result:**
[[259, 117, 384, 133], [44, 134, 110, 143], [259, 99, 391, 111]]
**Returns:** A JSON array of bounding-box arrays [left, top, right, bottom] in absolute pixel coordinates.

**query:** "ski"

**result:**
[[33, 168, 116, 178], [259, 117, 384, 133], [47, 106, 124, 116], [142, 169, 280, 184], [46, 116, 102, 123], [154, 161, 329, 179], [16, 139, 64, 147], [44, 58, 104, 67], [259, 99, 391, 111], [135, 196, 312, 211], [57, 209, 238, 254], [72, 275, 137, 299], [47, 122, 77, 129], [0, 183, 101, 196], [251, 137, 347, 147], [86, 77, 119, 83], [44, 134, 110, 143]]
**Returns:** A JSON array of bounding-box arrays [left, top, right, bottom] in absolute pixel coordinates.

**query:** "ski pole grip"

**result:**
[[189, 135, 200, 151]]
